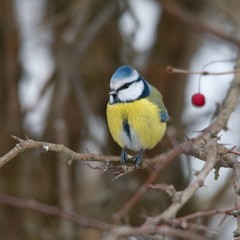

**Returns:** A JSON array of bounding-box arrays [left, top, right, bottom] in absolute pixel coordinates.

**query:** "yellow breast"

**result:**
[[106, 99, 166, 151]]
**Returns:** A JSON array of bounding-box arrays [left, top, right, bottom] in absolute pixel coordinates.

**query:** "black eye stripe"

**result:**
[[120, 82, 132, 90], [118, 76, 142, 91]]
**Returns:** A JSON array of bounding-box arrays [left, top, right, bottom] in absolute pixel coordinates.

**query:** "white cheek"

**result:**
[[118, 81, 144, 102]]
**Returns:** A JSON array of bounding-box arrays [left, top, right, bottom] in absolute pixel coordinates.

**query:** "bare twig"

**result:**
[[0, 194, 112, 231], [0, 135, 119, 168], [76, 2, 117, 58], [232, 161, 240, 238], [145, 139, 218, 225], [113, 142, 186, 223], [148, 184, 176, 199], [158, 0, 240, 47], [202, 55, 240, 136], [177, 208, 240, 226], [0, 134, 235, 171], [104, 224, 207, 240], [166, 65, 239, 76], [229, 149, 240, 156]]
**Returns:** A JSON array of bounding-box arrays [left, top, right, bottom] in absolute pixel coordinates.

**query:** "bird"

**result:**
[[106, 65, 169, 167]]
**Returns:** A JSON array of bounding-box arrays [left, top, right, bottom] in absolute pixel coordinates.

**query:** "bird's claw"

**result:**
[[120, 147, 128, 165], [133, 149, 143, 168]]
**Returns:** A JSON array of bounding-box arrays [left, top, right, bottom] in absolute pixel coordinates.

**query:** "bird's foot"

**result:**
[[120, 147, 128, 165], [133, 149, 143, 168]]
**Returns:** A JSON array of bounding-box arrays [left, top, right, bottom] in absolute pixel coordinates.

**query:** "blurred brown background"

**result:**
[[0, 0, 239, 239]]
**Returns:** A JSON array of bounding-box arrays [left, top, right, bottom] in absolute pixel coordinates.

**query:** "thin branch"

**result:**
[[172, 206, 240, 223], [0, 134, 235, 173], [202, 55, 240, 136], [113, 142, 186, 223], [0, 194, 112, 231], [156, 226, 207, 240], [158, 0, 240, 47], [166, 65, 239, 76], [76, 1, 117, 58], [228, 149, 240, 156], [6, 189, 235, 240], [147, 184, 176, 199], [145, 139, 218, 225], [232, 161, 240, 238], [104, 224, 207, 240], [0, 135, 119, 168], [185, 222, 218, 235]]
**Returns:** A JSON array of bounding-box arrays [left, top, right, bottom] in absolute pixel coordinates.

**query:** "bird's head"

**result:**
[[109, 65, 150, 104]]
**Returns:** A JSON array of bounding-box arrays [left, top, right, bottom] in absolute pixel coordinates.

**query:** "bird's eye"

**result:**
[[120, 82, 132, 90]]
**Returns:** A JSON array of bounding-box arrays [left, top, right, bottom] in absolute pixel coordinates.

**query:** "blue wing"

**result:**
[[160, 110, 169, 122]]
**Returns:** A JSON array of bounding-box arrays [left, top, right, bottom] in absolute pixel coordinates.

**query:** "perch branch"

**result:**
[[0, 135, 119, 168], [0, 134, 236, 172]]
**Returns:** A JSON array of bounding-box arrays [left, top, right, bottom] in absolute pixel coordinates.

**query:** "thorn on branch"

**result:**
[[197, 179, 205, 188], [12, 135, 24, 143], [24, 134, 30, 140], [217, 134, 222, 141], [183, 134, 190, 140], [84, 162, 111, 172], [172, 191, 183, 203], [191, 168, 200, 176], [148, 184, 176, 199], [112, 165, 136, 181]]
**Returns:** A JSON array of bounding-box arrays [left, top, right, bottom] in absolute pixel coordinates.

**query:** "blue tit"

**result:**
[[106, 65, 169, 167]]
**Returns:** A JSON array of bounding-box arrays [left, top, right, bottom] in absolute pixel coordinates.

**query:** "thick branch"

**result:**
[[145, 139, 217, 225], [202, 59, 240, 136], [0, 134, 235, 172]]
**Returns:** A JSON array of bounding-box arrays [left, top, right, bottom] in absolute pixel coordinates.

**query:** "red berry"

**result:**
[[191, 93, 205, 107]]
